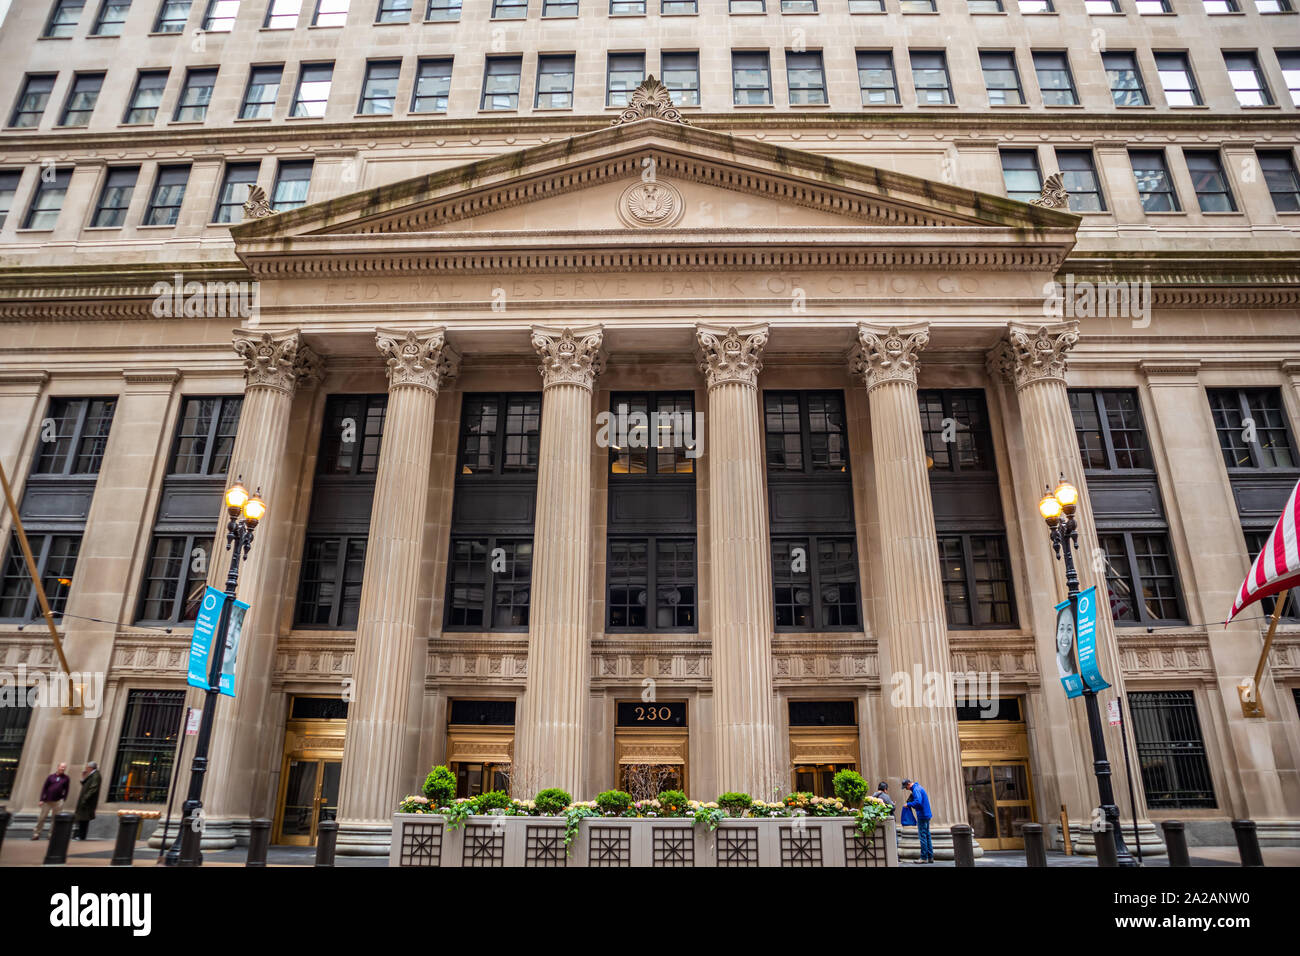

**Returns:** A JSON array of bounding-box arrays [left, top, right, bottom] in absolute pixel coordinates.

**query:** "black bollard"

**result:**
[[43, 812, 74, 865], [246, 818, 271, 867], [1231, 819, 1264, 867], [111, 814, 141, 866], [1161, 820, 1190, 868], [1023, 823, 1047, 867], [1094, 821, 1118, 868], [0, 808, 10, 856], [178, 811, 202, 867], [951, 823, 975, 867], [315, 820, 338, 868]]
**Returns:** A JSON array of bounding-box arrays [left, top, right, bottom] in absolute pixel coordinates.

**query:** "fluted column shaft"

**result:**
[[853, 324, 965, 826], [697, 325, 781, 798], [337, 329, 457, 853], [515, 326, 603, 798]]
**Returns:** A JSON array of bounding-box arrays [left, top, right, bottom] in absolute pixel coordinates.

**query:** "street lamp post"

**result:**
[[166, 479, 265, 867], [1039, 478, 1138, 868]]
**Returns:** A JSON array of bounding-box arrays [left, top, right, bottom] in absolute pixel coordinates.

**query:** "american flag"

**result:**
[[1228, 477, 1300, 623]]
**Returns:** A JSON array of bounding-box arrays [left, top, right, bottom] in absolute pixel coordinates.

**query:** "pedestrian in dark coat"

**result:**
[[73, 762, 100, 840]]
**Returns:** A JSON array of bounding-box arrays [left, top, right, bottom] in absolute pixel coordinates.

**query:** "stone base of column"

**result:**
[[146, 818, 238, 850], [1061, 821, 1167, 857], [898, 826, 984, 861], [1253, 820, 1300, 846], [336, 821, 393, 856]]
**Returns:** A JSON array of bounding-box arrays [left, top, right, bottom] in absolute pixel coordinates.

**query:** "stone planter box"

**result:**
[[390, 813, 898, 867]]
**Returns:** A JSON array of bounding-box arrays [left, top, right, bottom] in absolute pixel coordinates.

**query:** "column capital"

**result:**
[[375, 327, 459, 394], [849, 323, 929, 391], [531, 325, 605, 390], [232, 329, 323, 394], [695, 323, 768, 389], [986, 321, 1079, 390]]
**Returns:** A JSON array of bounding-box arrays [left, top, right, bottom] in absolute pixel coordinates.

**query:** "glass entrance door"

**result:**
[[276, 758, 341, 846], [963, 760, 1034, 850]]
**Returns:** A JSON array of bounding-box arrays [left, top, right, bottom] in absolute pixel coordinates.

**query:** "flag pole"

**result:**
[[1240, 590, 1288, 719]]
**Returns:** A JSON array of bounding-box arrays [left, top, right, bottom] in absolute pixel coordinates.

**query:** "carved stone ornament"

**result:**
[[1029, 172, 1069, 210], [617, 179, 685, 228], [375, 327, 460, 393], [609, 76, 691, 126], [695, 324, 768, 389], [848, 323, 929, 391], [986, 321, 1080, 390], [531, 326, 605, 390], [233, 329, 323, 393], [242, 185, 276, 220]]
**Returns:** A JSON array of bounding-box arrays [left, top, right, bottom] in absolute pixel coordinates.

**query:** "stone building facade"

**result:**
[[0, 0, 1297, 856]]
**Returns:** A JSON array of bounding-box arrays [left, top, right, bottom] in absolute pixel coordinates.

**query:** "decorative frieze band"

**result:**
[[986, 320, 1079, 390], [848, 323, 930, 391], [695, 324, 768, 389], [531, 325, 605, 390], [233, 328, 323, 394], [375, 327, 460, 394]]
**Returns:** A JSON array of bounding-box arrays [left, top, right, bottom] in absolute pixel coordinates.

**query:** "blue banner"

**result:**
[[218, 600, 249, 698], [1075, 585, 1109, 692], [1054, 598, 1085, 699], [187, 586, 225, 690]]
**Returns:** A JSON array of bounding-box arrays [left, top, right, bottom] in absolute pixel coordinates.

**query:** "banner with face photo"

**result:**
[[218, 600, 249, 698], [1054, 598, 1085, 699]]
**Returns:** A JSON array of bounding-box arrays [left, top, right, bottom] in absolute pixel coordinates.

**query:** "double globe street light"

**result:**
[[1039, 478, 1138, 867]]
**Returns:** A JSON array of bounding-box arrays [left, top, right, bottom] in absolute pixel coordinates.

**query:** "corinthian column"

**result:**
[[202, 329, 322, 848], [696, 324, 781, 799], [337, 329, 458, 855], [851, 324, 966, 841], [514, 326, 604, 798]]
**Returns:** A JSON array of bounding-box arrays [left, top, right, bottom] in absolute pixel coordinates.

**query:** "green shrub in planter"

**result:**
[[595, 789, 633, 815], [657, 789, 689, 816], [422, 765, 456, 806], [472, 789, 511, 813], [717, 792, 753, 816], [534, 787, 573, 815], [832, 769, 869, 808]]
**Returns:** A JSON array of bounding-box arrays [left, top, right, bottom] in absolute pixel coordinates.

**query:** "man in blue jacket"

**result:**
[[902, 778, 934, 863]]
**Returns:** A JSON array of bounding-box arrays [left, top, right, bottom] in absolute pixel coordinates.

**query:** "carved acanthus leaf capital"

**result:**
[[375, 328, 459, 393], [531, 326, 605, 390], [848, 323, 929, 390], [986, 321, 1080, 390], [695, 324, 768, 389], [233, 329, 323, 393]]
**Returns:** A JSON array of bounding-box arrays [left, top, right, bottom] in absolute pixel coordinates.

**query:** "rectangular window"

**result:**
[[786, 51, 827, 105], [730, 0, 765, 10], [202, 0, 240, 29], [772, 537, 860, 630], [107, 690, 185, 803], [848, 0, 884, 9], [1185, 150, 1236, 212], [765, 391, 849, 474], [1100, 532, 1184, 624], [662, 52, 700, 106], [10, 75, 56, 129], [292, 62, 333, 117], [314, 0, 351, 24], [1154, 52, 1201, 106], [174, 68, 217, 122], [1055, 149, 1106, 211], [1033, 51, 1078, 106], [154, 0, 193, 31], [1130, 149, 1180, 212], [412, 58, 452, 113], [168, 395, 242, 474], [1128, 691, 1216, 809], [0, 534, 82, 622], [1085, 0, 1119, 9], [124, 70, 169, 124], [240, 65, 282, 119], [1202, 0, 1237, 11], [296, 536, 367, 627], [1243, 531, 1299, 620], [608, 393, 696, 476], [23, 168, 71, 230], [544, 0, 577, 11], [359, 60, 401, 115], [911, 50, 954, 105], [33, 397, 117, 474], [857, 51, 898, 105], [1208, 388, 1295, 469], [59, 73, 104, 127], [536, 55, 575, 109], [662, 0, 695, 10], [1258, 150, 1300, 212], [91, 166, 138, 227], [0, 702, 33, 800], [375, 0, 412, 19], [212, 162, 259, 224], [264, 0, 300, 26], [0, 171, 22, 229], [1224, 52, 1272, 106], [1135, 0, 1170, 9], [491, 0, 526, 15], [733, 51, 772, 105], [481, 56, 522, 110], [1069, 390, 1151, 470], [968, 0, 1003, 10], [899, 0, 936, 9], [1256, 0, 1292, 9], [607, 53, 646, 107], [445, 537, 532, 629], [919, 390, 995, 472], [938, 534, 1016, 627], [1018, 0, 1052, 9], [782, 0, 816, 10], [1104, 51, 1149, 106], [608, 538, 696, 630], [272, 159, 313, 210], [143, 164, 189, 226], [317, 394, 386, 475], [1279, 50, 1300, 107], [981, 50, 1024, 106], [457, 394, 542, 474], [611, 0, 646, 11], [44, 0, 86, 36], [93, 0, 132, 35], [137, 535, 213, 622]]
